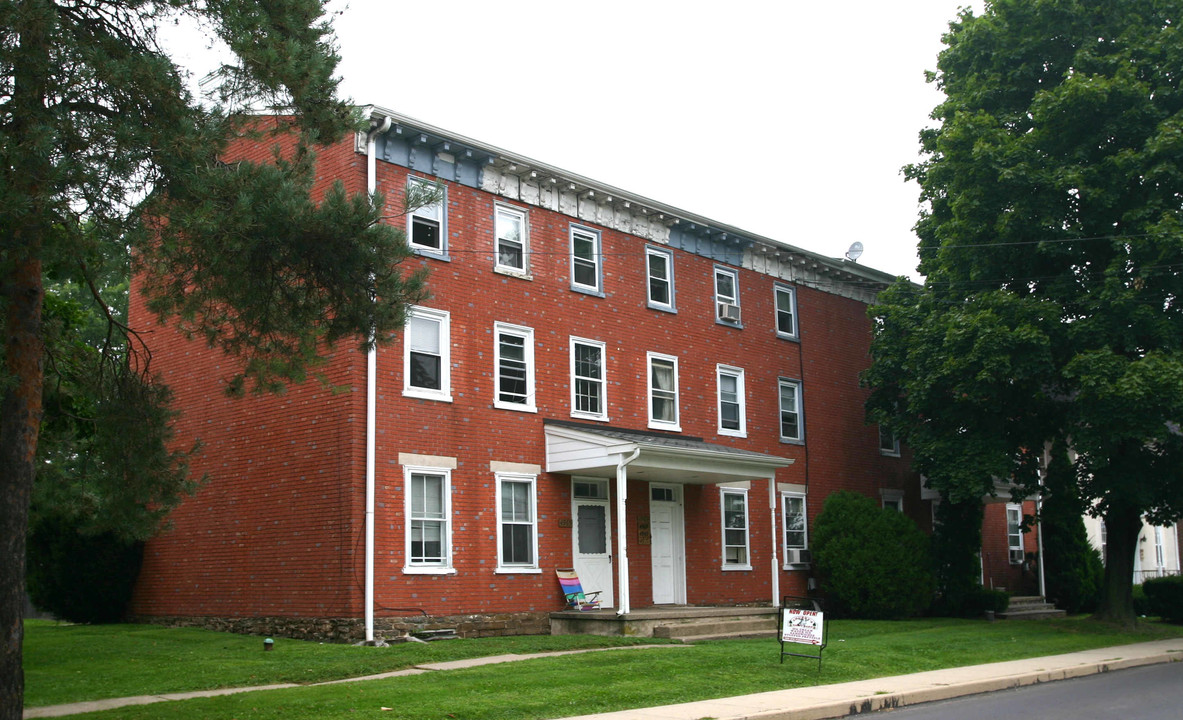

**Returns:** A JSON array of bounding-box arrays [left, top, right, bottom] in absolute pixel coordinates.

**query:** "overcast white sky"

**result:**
[[172, 1, 983, 280]]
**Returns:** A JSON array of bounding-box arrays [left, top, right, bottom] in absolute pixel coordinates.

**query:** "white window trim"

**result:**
[[774, 284, 798, 340], [1007, 503, 1024, 565], [570, 337, 609, 421], [645, 246, 676, 312], [716, 364, 747, 438], [403, 306, 452, 402], [721, 488, 752, 571], [782, 491, 808, 569], [714, 266, 742, 325], [495, 472, 540, 573], [879, 426, 901, 457], [778, 378, 804, 444], [406, 176, 447, 258], [881, 490, 904, 513], [647, 351, 681, 431], [403, 465, 455, 574], [493, 322, 537, 412], [494, 203, 530, 276], [569, 225, 603, 295]]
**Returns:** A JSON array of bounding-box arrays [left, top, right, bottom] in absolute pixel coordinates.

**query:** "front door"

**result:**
[[650, 484, 686, 605], [573, 480, 614, 608]]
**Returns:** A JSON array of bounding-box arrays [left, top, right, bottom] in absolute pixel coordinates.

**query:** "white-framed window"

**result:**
[[404, 306, 451, 401], [1100, 521, 1108, 565], [879, 426, 900, 456], [570, 337, 608, 421], [496, 473, 538, 571], [778, 378, 803, 443], [721, 488, 751, 570], [882, 492, 904, 513], [645, 246, 675, 311], [774, 284, 797, 339], [1155, 526, 1165, 571], [714, 266, 741, 324], [407, 176, 445, 257], [493, 322, 536, 412], [716, 364, 746, 437], [570, 225, 602, 294], [647, 352, 680, 430], [1007, 504, 1024, 564], [404, 467, 452, 572], [495, 204, 528, 274], [782, 492, 808, 566]]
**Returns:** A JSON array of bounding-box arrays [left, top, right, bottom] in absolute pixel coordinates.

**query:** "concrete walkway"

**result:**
[[24, 639, 1183, 719]]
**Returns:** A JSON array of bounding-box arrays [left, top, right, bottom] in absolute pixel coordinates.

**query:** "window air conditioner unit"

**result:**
[[787, 548, 812, 565], [717, 302, 741, 322]]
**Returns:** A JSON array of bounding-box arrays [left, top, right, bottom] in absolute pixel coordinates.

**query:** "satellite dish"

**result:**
[[845, 241, 864, 262]]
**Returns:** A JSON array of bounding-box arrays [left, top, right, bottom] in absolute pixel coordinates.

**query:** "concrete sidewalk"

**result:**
[[23, 638, 1183, 719], [564, 638, 1183, 720]]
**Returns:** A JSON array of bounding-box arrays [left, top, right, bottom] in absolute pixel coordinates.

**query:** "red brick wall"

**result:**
[[133, 128, 923, 621], [981, 500, 1041, 596], [129, 126, 370, 619]]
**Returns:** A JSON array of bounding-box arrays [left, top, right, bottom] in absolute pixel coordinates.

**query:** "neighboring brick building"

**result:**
[[128, 107, 1034, 639]]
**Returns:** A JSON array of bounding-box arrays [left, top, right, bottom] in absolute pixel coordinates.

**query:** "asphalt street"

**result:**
[[877, 661, 1183, 719]]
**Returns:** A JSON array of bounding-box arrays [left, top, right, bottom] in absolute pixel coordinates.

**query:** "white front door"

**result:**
[[573, 498, 614, 608], [650, 484, 685, 605]]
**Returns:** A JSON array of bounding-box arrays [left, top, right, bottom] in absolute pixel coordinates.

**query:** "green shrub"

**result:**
[[1132, 584, 1151, 616], [27, 513, 143, 624], [966, 588, 1011, 615], [1141, 576, 1183, 623], [812, 491, 935, 619], [929, 499, 986, 617], [1040, 457, 1104, 614]]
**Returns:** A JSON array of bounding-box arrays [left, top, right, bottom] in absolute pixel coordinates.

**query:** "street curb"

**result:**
[[561, 645, 1183, 720], [780, 652, 1183, 720]]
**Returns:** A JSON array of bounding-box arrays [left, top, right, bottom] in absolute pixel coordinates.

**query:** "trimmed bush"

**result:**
[[27, 513, 144, 624], [812, 491, 935, 619], [1040, 455, 1104, 614], [929, 499, 987, 617], [966, 588, 1010, 616], [1132, 583, 1151, 617], [1141, 576, 1183, 623]]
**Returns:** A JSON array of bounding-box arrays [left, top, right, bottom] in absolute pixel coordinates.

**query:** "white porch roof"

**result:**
[[544, 420, 792, 484]]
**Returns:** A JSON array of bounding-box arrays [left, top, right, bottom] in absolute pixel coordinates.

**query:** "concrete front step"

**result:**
[[998, 596, 1067, 620], [653, 617, 777, 641]]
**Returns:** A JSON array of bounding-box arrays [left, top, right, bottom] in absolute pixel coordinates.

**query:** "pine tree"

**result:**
[[1, 2, 425, 715]]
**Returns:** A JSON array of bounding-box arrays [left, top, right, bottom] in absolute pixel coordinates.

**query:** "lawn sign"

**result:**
[[779, 595, 827, 669]]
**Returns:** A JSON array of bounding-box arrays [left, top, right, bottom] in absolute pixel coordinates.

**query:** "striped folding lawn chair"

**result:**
[[555, 568, 602, 611]]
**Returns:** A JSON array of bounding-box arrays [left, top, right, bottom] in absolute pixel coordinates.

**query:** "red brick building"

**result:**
[[128, 107, 1035, 639]]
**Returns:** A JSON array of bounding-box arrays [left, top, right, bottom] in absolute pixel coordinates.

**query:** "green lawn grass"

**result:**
[[24, 616, 1183, 720], [22, 620, 664, 707]]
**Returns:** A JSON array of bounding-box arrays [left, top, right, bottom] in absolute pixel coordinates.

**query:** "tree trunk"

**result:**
[[2, 3, 51, 717], [0, 261, 43, 720], [1093, 503, 1143, 627]]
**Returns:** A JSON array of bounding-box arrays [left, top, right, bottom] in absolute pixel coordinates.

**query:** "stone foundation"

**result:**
[[130, 611, 552, 643]]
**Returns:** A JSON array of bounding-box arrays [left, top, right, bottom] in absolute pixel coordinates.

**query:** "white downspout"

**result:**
[[1036, 448, 1048, 600], [1036, 493, 1047, 599], [615, 447, 641, 616], [769, 477, 779, 606], [364, 115, 392, 643]]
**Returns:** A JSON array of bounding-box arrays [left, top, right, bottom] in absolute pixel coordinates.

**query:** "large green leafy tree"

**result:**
[[1, 1, 426, 715], [864, 0, 1183, 627]]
